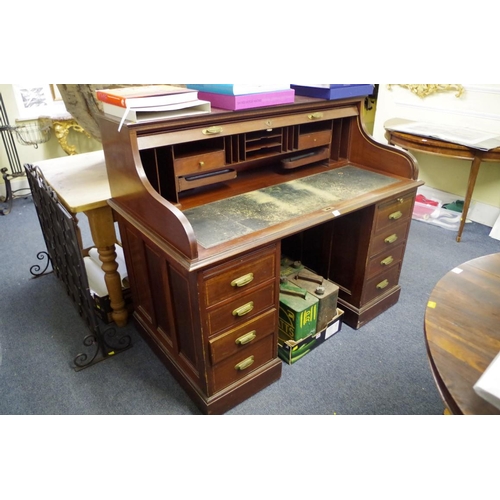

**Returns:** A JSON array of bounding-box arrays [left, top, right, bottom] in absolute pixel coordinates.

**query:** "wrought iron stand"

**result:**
[[26, 164, 132, 370], [1, 92, 51, 215]]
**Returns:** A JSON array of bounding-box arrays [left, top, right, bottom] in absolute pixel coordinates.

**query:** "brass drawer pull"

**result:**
[[202, 126, 222, 135], [389, 211, 403, 220], [385, 234, 398, 244], [381, 256, 394, 266], [377, 279, 389, 290], [235, 356, 255, 372], [231, 273, 254, 288], [308, 112, 323, 120], [232, 302, 254, 317], [235, 330, 257, 345]]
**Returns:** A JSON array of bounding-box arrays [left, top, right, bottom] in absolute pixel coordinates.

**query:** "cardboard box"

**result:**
[[291, 84, 374, 100], [278, 308, 344, 364], [278, 281, 319, 342]]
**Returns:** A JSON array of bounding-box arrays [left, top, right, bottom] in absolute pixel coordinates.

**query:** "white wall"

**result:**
[[1, 83, 101, 198], [373, 84, 500, 226]]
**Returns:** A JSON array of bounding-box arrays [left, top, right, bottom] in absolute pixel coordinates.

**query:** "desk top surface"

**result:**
[[35, 150, 110, 213], [425, 252, 500, 414], [183, 165, 399, 248]]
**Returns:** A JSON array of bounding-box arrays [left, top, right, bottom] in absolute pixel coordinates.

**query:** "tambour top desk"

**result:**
[[425, 253, 500, 415], [34, 150, 128, 326], [99, 96, 423, 414], [385, 123, 500, 242]]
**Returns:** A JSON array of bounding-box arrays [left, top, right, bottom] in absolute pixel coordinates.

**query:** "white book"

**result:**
[[102, 100, 211, 130]]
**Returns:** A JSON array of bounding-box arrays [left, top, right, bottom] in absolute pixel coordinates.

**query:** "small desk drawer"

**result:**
[[362, 264, 401, 304], [212, 334, 275, 393], [366, 243, 406, 281], [209, 309, 276, 365], [374, 195, 414, 233], [297, 130, 332, 150], [203, 245, 277, 307], [206, 283, 276, 336], [174, 149, 226, 177], [370, 221, 410, 257]]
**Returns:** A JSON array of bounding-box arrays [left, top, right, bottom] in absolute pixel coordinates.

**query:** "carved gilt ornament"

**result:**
[[388, 84, 464, 98]]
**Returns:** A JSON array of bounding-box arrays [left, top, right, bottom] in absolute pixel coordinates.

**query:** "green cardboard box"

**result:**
[[278, 308, 344, 364], [278, 281, 319, 342]]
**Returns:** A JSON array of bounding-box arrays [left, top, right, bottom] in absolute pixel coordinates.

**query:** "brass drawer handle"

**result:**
[[385, 234, 398, 244], [381, 256, 394, 266], [308, 112, 323, 120], [235, 356, 255, 372], [389, 211, 403, 220], [232, 302, 254, 317], [231, 273, 254, 288], [235, 330, 257, 345], [202, 126, 222, 135], [377, 279, 389, 290]]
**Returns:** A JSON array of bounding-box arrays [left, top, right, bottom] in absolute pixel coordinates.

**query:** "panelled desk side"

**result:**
[[99, 97, 422, 414]]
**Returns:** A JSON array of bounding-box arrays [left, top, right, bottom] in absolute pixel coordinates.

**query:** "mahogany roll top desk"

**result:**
[[99, 96, 422, 414]]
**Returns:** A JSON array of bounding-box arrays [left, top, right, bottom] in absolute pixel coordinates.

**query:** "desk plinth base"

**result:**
[[339, 286, 401, 330], [134, 314, 282, 415]]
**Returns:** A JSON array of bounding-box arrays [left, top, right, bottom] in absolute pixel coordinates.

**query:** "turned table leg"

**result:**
[[85, 206, 128, 327]]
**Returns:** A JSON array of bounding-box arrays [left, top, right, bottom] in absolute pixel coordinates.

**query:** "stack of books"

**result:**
[[186, 84, 295, 111], [291, 84, 375, 100], [96, 85, 211, 130]]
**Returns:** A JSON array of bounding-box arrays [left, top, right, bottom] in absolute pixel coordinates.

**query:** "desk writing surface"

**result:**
[[35, 150, 110, 213], [183, 165, 399, 248]]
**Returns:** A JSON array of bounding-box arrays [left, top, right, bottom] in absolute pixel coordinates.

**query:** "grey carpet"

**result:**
[[1, 195, 499, 415]]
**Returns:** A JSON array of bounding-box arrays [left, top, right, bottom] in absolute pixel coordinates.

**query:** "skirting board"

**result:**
[[416, 184, 500, 240]]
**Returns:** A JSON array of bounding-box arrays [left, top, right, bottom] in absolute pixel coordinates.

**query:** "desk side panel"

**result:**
[[99, 117, 198, 259], [348, 117, 420, 180]]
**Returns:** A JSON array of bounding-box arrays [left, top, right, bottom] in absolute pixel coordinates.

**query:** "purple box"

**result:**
[[291, 84, 374, 100]]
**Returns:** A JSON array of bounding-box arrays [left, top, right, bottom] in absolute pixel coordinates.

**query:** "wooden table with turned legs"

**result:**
[[35, 150, 128, 326]]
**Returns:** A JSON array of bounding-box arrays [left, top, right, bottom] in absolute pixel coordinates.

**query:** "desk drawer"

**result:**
[[206, 283, 276, 336], [366, 243, 406, 281], [369, 221, 410, 257], [203, 245, 277, 307], [297, 130, 332, 150], [174, 149, 226, 177], [375, 195, 414, 233], [212, 334, 275, 393], [362, 264, 401, 304], [209, 309, 276, 365]]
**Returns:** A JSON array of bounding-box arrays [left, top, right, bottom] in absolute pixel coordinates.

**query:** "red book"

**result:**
[[197, 89, 295, 110], [96, 85, 198, 108]]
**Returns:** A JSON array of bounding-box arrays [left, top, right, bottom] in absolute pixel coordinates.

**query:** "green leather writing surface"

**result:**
[[183, 165, 397, 248]]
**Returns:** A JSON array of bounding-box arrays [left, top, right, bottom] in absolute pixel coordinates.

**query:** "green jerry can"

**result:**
[[278, 280, 319, 343], [287, 267, 339, 332]]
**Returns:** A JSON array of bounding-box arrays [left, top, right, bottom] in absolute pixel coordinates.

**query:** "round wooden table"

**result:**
[[425, 253, 500, 414]]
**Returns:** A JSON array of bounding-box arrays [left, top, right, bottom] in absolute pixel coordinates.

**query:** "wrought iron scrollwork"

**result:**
[[25, 164, 132, 371], [30, 251, 53, 277]]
